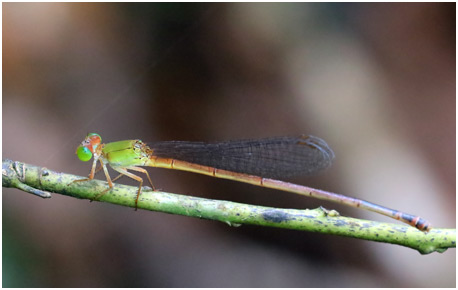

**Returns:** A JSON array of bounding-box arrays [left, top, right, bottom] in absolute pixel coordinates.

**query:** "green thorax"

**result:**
[[102, 140, 151, 167]]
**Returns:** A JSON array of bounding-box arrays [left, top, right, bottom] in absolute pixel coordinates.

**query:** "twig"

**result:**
[[2, 159, 455, 254]]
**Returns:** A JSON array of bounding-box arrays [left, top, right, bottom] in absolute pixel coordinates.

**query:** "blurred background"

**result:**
[[3, 3, 455, 287]]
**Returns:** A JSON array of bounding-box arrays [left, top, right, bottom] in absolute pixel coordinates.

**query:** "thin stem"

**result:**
[[2, 159, 455, 255]]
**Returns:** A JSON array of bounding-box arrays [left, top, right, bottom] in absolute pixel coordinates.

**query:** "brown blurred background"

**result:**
[[3, 3, 455, 287]]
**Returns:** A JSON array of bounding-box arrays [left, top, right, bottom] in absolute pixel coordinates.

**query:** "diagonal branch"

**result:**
[[2, 159, 455, 255]]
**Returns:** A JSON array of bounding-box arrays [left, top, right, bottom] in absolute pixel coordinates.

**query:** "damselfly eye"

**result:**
[[77, 146, 92, 162]]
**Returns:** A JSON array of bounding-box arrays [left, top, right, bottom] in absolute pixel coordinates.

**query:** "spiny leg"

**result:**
[[111, 173, 125, 183], [69, 158, 115, 202], [94, 163, 104, 175], [93, 159, 115, 201], [75, 160, 104, 185], [124, 166, 156, 190], [111, 166, 145, 210], [69, 156, 99, 185]]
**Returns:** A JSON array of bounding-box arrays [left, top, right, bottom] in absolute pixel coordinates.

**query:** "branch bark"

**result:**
[[2, 158, 455, 255]]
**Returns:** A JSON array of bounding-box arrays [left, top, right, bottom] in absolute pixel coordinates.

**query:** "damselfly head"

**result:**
[[75, 133, 102, 161]]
